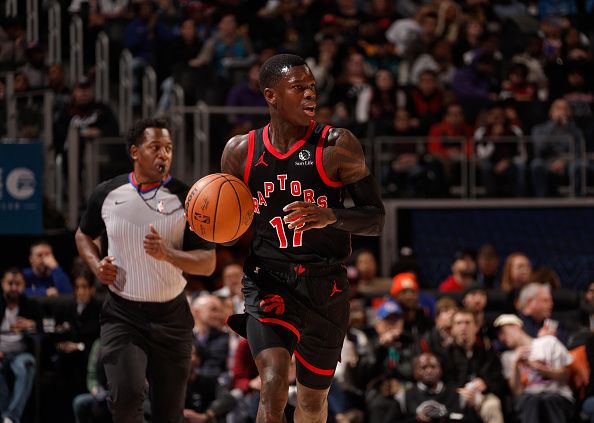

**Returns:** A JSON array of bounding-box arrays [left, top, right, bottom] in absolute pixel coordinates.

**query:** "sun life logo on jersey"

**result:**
[[296, 150, 313, 166]]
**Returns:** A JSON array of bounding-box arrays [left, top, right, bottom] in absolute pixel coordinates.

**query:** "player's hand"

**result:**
[[96, 256, 117, 285], [283, 201, 337, 232], [144, 224, 171, 261], [46, 287, 59, 297]]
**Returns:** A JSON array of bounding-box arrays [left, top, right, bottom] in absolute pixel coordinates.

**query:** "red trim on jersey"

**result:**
[[262, 121, 315, 159], [129, 172, 171, 192], [258, 317, 301, 341], [315, 126, 343, 188], [244, 130, 256, 184], [294, 351, 335, 376]]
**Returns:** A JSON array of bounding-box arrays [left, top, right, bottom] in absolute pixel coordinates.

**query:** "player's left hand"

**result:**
[[283, 201, 337, 232], [144, 224, 170, 260]]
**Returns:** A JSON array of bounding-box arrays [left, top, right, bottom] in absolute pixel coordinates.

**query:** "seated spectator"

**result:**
[[500, 63, 537, 103], [516, 283, 568, 346], [189, 12, 255, 99], [400, 69, 444, 134], [0, 18, 25, 66], [578, 281, 594, 331], [500, 252, 533, 296], [425, 297, 459, 357], [305, 34, 339, 106], [382, 108, 441, 198], [352, 249, 391, 299], [363, 300, 424, 421], [156, 18, 204, 113], [390, 272, 433, 338], [358, 69, 398, 134], [531, 266, 562, 290], [71, 339, 110, 423], [224, 63, 268, 136], [474, 104, 526, 197], [443, 309, 506, 423], [23, 240, 72, 297], [184, 344, 236, 423], [409, 39, 455, 87], [476, 244, 500, 289], [396, 352, 467, 423], [330, 51, 370, 129], [52, 268, 102, 415], [53, 78, 119, 157], [428, 102, 474, 161], [0, 268, 42, 423], [531, 98, 586, 197], [18, 42, 47, 89], [562, 65, 594, 134], [451, 52, 499, 123], [438, 251, 477, 292], [47, 64, 71, 120], [123, 0, 173, 106], [191, 295, 229, 378], [496, 314, 574, 423], [428, 102, 474, 192], [461, 284, 489, 339]]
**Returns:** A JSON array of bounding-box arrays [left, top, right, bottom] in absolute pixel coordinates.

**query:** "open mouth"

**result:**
[[303, 105, 316, 116]]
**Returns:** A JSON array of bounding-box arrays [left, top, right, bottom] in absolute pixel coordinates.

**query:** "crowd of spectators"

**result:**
[[2, 238, 594, 423], [0, 0, 593, 199], [1, 0, 594, 421]]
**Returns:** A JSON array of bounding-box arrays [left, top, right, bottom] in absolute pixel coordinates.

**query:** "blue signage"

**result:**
[[0, 142, 43, 234]]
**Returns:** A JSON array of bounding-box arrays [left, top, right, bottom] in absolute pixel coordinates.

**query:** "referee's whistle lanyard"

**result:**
[[130, 172, 182, 216]]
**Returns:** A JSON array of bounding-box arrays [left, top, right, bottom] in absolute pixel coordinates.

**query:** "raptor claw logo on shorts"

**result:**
[[259, 294, 285, 316]]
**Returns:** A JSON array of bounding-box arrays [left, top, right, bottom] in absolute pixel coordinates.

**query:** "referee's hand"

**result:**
[[96, 256, 117, 285], [144, 224, 169, 261]]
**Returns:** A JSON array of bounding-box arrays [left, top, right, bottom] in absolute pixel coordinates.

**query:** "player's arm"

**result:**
[[284, 128, 385, 236], [221, 134, 249, 179]]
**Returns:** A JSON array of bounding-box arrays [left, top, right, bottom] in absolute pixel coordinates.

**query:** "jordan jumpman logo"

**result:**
[[255, 152, 268, 167], [330, 281, 343, 297]]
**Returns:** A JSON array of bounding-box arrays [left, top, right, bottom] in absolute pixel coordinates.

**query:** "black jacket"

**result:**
[[0, 294, 43, 354]]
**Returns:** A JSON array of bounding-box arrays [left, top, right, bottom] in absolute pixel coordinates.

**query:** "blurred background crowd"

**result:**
[[2, 0, 594, 422]]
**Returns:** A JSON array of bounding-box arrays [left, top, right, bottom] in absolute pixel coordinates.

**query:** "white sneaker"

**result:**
[[3, 417, 14, 423]]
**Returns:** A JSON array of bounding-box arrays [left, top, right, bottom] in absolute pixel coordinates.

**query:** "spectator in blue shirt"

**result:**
[[23, 240, 72, 297]]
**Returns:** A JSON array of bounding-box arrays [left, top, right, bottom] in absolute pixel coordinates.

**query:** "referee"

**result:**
[[75, 118, 216, 423]]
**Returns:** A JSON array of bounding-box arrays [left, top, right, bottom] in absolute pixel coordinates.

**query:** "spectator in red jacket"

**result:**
[[439, 251, 477, 292]]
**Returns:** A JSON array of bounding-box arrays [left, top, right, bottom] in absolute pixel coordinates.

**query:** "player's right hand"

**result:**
[[96, 256, 117, 285]]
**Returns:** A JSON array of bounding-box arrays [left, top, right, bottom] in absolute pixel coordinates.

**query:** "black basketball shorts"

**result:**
[[226, 257, 350, 390]]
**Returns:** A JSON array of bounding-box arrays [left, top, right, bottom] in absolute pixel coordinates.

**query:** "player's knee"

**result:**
[[296, 387, 328, 417]]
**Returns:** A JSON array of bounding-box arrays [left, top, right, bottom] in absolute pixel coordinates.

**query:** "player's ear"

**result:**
[[263, 87, 275, 107]]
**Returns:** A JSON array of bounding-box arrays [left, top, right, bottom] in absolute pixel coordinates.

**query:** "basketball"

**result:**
[[185, 173, 254, 243]]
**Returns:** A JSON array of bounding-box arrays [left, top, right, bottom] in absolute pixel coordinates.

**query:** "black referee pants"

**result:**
[[100, 291, 194, 423]]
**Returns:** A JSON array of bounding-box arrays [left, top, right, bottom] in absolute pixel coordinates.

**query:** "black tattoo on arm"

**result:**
[[325, 128, 370, 185], [221, 134, 249, 178]]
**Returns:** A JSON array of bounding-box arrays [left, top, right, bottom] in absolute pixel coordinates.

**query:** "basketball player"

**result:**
[[75, 118, 216, 423], [222, 54, 385, 423]]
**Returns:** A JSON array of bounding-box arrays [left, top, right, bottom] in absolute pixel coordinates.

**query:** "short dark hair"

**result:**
[[259, 54, 307, 93], [30, 239, 51, 254], [2, 267, 23, 280], [126, 118, 171, 156]]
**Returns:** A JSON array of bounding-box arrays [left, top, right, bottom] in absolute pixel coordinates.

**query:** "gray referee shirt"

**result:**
[[79, 173, 215, 302]]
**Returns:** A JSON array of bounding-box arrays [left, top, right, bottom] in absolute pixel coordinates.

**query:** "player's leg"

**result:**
[[246, 315, 296, 423], [294, 382, 330, 423], [293, 269, 350, 423]]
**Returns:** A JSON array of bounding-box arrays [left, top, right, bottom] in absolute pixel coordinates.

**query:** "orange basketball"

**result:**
[[185, 173, 254, 243]]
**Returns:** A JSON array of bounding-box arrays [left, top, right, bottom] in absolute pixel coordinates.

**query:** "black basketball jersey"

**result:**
[[244, 120, 351, 264]]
